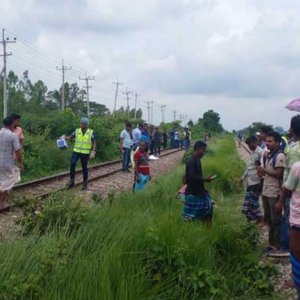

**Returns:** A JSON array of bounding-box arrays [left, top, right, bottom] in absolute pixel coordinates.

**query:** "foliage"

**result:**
[[0, 137, 276, 299], [236, 121, 274, 137], [18, 192, 89, 236], [198, 109, 223, 133]]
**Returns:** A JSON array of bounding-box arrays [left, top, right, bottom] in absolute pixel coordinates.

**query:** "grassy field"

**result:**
[[0, 137, 277, 299]]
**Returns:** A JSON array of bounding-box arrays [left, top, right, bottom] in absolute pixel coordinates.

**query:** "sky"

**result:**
[[1, 0, 300, 130]]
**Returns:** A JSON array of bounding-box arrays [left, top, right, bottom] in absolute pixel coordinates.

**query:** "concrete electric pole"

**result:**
[[79, 73, 95, 118], [0, 28, 16, 118], [56, 59, 71, 111], [122, 87, 132, 116], [160, 104, 166, 123], [112, 80, 123, 116], [134, 92, 139, 119]]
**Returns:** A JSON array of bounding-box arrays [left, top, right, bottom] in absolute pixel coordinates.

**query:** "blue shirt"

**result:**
[[141, 130, 150, 143], [120, 129, 132, 148], [133, 127, 142, 145]]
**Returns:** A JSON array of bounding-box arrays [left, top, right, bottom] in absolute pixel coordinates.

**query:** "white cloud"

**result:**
[[1, 0, 300, 130]]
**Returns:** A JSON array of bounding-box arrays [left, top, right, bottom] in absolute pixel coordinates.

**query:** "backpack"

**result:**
[[263, 148, 283, 169]]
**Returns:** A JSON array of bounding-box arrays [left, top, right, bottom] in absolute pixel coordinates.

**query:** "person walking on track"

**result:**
[[65, 117, 96, 190]]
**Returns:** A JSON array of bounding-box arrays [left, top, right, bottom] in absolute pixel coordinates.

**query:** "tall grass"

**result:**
[[0, 137, 275, 299]]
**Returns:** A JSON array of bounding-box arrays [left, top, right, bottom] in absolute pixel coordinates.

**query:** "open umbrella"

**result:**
[[286, 98, 300, 112]]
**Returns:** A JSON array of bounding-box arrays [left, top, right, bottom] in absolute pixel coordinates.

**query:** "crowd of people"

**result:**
[[3, 111, 299, 296], [241, 118, 300, 297], [0, 116, 192, 203], [119, 122, 192, 192]]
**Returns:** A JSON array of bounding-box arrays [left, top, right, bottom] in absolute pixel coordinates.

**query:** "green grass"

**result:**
[[0, 137, 277, 299]]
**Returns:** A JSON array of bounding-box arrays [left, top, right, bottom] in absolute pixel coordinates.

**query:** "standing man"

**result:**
[[184, 128, 191, 150], [153, 127, 161, 156], [162, 130, 168, 149], [169, 129, 175, 148], [132, 123, 143, 151], [275, 115, 300, 258], [241, 136, 263, 222], [120, 122, 132, 172], [0, 116, 23, 212], [256, 131, 285, 255], [182, 141, 215, 225], [11, 113, 24, 146], [65, 117, 96, 190], [141, 123, 150, 144], [237, 132, 243, 148], [149, 126, 155, 155], [174, 128, 179, 149]]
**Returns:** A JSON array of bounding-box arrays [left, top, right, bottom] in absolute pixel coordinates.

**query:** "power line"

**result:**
[[79, 73, 95, 118], [56, 59, 72, 111], [0, 28, 16, 117]]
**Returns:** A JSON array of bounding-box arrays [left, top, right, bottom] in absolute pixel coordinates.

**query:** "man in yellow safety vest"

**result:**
[[64, 117, 96, 190]]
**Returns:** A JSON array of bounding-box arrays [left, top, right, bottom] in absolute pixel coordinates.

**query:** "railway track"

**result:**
[[12, 147, 185, 200]]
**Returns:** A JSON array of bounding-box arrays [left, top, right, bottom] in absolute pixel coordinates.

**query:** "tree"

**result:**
[[202, 110, 223, 132], [187, 120, 194, 127], [89, 101, 110, 116]]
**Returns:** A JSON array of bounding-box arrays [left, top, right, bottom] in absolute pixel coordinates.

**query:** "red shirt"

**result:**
[[134, 150, 150, 175]]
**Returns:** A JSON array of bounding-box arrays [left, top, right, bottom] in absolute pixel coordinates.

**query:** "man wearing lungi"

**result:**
[[0, 116, 23, 212], [241, 136, 263, 222], [182, 140, 215, 225]]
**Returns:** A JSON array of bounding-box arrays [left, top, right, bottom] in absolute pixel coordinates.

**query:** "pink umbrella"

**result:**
[[286, 98, 300, 112]]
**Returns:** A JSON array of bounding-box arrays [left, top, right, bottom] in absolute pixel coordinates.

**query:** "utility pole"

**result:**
[[79, 73, 95, 118], [173, 110, 177, 121], [146, 101, 151, 123], [56, 59, 71, 111], [122, 87, 132, 116], [179, 114, 183, 123], [150, 100, 154, 124], [112, 80, 123, 116], [0, 28, 16, 118], [134, 92, 139, 119], [160, 105, 166, 123]]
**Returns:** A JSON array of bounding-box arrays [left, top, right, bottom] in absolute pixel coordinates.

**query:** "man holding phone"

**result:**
[[182, 140, 216, 226]]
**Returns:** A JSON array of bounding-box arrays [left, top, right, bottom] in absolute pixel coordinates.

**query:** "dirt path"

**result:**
[[236, 141, 297, 299]]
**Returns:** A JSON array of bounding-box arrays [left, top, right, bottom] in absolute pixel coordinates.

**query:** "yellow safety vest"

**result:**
[[73, 128, 93, 154]]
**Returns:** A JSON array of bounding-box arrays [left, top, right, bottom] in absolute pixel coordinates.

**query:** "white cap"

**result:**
[[256, 132, 260, 136]]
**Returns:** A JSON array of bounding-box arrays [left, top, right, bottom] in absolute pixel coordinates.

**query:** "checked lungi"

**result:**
[[242, 183, 262, 221], [182, 192, 213, 221]]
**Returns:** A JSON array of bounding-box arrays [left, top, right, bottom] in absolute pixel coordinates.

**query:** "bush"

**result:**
[[0, 137, 275, 299]]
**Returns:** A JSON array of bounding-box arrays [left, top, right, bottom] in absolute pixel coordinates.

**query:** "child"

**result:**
[[134, 141, 151, 192]]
